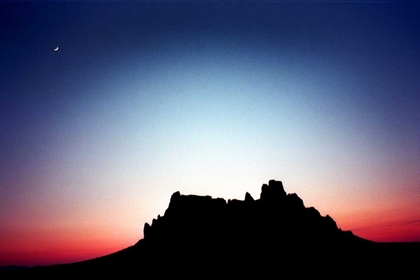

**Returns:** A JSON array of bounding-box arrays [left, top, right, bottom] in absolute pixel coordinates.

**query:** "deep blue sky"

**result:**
[[1, 1, 420, 266]]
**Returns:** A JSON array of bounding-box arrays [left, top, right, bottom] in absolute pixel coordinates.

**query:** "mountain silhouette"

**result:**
[[142, 179, 367, 247], [2, 180, 419, 277]]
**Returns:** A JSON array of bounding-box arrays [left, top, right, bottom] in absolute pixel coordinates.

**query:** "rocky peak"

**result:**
[[142, 180, 361, 248], [260, 179, 287, 201]]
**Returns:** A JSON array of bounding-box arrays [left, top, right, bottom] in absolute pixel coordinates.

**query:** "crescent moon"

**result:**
[[54, 46, 59, 51]]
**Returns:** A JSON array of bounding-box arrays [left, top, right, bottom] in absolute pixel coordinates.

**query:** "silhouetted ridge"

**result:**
[[141, 179, 361, 250]]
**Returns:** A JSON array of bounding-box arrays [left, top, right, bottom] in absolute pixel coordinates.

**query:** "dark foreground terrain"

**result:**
[[2, 180, 419, 277]]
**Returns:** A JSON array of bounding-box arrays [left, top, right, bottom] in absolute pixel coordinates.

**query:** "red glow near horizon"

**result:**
[[0, 247, 123, 267], [352, 221, 420, 243], [0, 226, 137, 267], [0, 235, 135, 267]]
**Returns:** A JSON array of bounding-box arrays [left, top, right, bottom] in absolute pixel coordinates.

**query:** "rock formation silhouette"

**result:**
[[142, 180, 364, 248], [3, 180, 418, 278]]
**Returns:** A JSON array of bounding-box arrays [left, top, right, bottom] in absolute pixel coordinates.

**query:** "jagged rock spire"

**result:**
[[260, 179, 286, 201]]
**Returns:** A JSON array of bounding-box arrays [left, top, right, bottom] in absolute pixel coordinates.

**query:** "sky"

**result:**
[[1, 0, 420, 267]]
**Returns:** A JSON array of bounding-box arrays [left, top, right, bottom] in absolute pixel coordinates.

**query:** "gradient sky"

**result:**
[[1, 0, 420, 267]]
